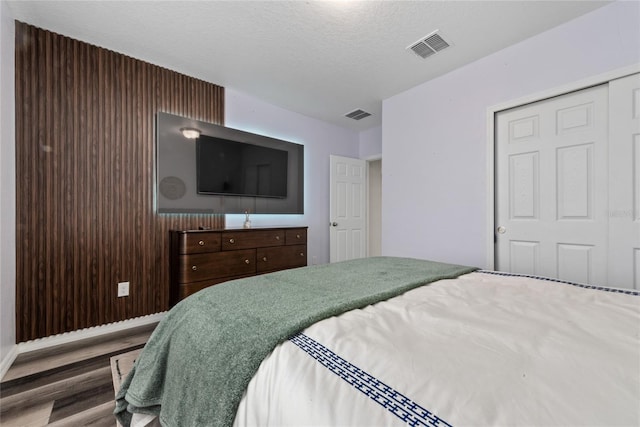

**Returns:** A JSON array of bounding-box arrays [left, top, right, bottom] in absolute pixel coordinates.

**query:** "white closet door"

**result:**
[[495, 84, 609, 285], [608, 73, 640, 289]]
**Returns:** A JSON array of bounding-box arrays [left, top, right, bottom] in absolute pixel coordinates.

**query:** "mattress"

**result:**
[[235, 271, 639, 426]]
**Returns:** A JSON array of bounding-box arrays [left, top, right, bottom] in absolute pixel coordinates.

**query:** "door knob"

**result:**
[[496, 226, 506, 234], [331, 222, 338, 227]]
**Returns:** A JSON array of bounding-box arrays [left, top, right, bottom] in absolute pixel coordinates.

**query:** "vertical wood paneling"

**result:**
[[15, 22, 225, 342]]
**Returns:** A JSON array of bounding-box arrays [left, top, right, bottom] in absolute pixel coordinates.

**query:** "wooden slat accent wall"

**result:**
[[14, 22, 225, 342]]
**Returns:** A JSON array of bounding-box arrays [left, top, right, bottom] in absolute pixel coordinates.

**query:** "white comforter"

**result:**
[[234, 272, 640, 426]]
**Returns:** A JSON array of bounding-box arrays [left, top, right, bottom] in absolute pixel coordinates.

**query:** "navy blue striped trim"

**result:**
[[477, 270, 639, 296], [289, 333, 451, 427]]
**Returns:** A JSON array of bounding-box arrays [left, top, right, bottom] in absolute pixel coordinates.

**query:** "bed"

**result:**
[[114, 257, 640, 427]]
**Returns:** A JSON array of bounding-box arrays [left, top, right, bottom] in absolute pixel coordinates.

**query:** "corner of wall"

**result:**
[[0, 0, 17, 369], [0, 344, 18, 380], [358, 125, 382, 160]]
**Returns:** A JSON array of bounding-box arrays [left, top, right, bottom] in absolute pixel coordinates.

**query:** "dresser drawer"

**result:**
[[178, 274, 254, 300], [178, 249, 256, 283], [222, 230, 285, 250], [176, 232, 222, 254], [285, 228, 307, 245], [257, 245, 307, 273]]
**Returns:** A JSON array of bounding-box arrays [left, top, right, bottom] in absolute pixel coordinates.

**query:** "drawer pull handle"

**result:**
[[198, 240, 205, 246], [300, 252, 305, 257], [192, 265, 197, 271], [229, 238, 235, 244], [262, 256, 267, 262], [244, 259, 250, 264], [296, 234, 300, 239], [275, 236, 280, 240]]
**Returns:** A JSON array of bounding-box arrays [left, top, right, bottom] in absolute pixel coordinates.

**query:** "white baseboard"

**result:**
[[0, 344, 18, 381], [16, 312, 166, 355]]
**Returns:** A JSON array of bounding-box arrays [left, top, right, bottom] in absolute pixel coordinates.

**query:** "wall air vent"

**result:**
[[345, 109, 372, 120], [407, 30, 450, 59]]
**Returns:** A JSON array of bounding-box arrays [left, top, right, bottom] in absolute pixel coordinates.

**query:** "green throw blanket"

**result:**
[[114, 256, 476, 427]]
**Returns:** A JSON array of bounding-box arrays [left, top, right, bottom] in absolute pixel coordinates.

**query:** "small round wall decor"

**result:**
[[159, 176, 187, 200]]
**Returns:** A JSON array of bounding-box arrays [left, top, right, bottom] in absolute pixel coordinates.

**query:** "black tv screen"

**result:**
[[196, 135, 288, 198]]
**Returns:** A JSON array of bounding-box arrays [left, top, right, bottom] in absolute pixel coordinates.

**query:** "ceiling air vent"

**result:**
[[345, 109, 372, 121], [408, 30, 450, 59]]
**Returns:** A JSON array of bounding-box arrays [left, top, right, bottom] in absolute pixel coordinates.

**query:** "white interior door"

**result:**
[[330, 155, 366, 263], [608, 73, 640, 288], [496, 84, 609, 285]]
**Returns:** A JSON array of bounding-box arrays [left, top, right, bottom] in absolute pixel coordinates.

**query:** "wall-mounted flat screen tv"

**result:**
[[156, 112, 304, 214], [197, 136, 288, 198]]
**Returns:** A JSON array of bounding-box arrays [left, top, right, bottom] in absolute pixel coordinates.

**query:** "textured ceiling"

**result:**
[[7, 1, 611, 132]]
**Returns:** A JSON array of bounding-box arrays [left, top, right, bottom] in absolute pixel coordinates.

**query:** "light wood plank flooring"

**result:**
[[0, 323, 156, 426]]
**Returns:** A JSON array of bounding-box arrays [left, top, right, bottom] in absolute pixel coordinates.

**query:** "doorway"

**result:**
[[368, 159, 382, 257], [328, 155, 383, 262]]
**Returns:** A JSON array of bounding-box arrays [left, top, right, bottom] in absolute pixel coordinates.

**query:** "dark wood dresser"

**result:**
[[169, 226, 308, 306]]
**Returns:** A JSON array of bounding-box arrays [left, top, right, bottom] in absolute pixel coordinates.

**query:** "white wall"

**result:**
[[225, 88, 360, 265], [382, 1, 640, 268], [0, 1, 17, 375], [359, 125, 382, 160]]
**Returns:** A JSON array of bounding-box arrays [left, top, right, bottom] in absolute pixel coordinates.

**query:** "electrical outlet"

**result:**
[[118, 281, 130, 297], [312, 256, 318, 265]]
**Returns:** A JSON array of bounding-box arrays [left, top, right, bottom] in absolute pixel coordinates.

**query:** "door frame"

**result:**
[[485, 63, 640, 270], [366, 155, 382, 257]]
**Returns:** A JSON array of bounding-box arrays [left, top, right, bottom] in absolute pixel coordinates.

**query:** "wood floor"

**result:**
[[0, 323, 156, 426]]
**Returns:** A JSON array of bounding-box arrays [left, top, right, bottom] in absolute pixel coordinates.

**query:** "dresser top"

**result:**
[[171, 226, 307, 234]]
